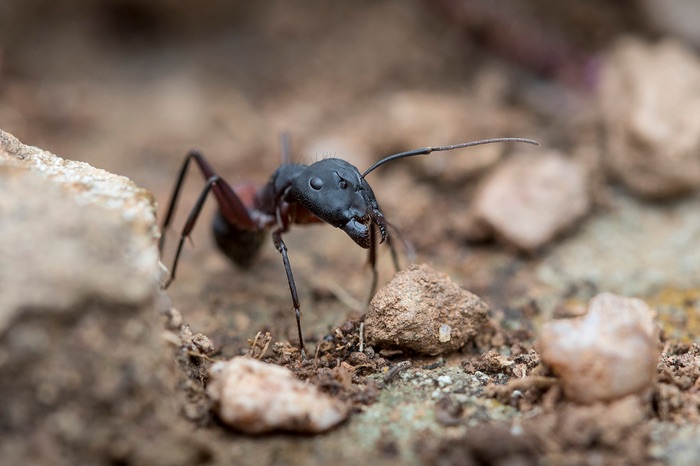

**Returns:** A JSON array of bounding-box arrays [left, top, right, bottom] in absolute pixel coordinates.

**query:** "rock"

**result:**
[[640, 0, 700, 49], [464, 151, 590, 251], [365, 264, 491, 355], [0, 131, 159, 325], [207, 357, 349, 434], [0, 130, 197, 465], [180, 325, 215, 355], [538, 292, 660, 404], [599, 37, 700, 199]]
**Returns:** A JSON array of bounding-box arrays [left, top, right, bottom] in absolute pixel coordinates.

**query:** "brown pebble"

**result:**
[[347, 351, 370, 366], [465, 151, 590, 251], [365, 264, 491, 355], [600, 37, 700, 199]]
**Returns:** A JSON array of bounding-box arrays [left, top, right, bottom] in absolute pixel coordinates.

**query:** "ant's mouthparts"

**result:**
[[341, 216, 372, 249]]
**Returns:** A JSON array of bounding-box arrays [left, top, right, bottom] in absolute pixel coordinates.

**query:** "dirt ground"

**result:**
[[2, 1, 699, 465]]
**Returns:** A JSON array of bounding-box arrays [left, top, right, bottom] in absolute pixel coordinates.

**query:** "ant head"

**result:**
[[288, 158, 386, 248], [286, 138, 539, 248]]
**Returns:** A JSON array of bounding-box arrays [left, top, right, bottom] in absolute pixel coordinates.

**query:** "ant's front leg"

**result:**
[[366, 225, 401, 303], [368, 226, 379, 303], [272, 228, 306, 359]]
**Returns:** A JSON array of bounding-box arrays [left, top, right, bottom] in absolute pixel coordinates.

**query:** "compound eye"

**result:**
[[309, 177, 324, 190]]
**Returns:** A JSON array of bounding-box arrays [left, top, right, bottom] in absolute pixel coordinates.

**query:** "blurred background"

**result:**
[[0, 0, 676, 183], [2, 0, 700, 347]]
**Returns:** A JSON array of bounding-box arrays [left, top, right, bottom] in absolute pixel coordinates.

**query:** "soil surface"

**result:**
[[2, 1, 699, 465]]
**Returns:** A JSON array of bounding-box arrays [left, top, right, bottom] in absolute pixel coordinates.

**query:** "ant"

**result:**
[[159, 135, 538, 358]]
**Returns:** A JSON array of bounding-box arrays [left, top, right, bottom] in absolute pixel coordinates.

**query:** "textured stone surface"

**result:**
[[538, 292, 660, 404], [0, 130, 159, 330], [365, 264, 491, 355], [600, 37, 700, 199], [0, 129, 195, 465]]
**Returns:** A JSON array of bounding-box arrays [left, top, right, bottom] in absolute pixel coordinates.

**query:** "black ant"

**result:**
[[159, 135, 538, 358]]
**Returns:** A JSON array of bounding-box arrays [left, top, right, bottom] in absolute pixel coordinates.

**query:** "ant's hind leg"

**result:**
[[162, 175, 219, 288], [159, 150, 257, 288]]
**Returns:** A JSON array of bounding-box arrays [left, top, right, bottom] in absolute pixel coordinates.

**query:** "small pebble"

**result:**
[[438, 324, 452, 343], [600, 37, 700, 199], [192, 333, 214, 355], [163, 307, 183, 330], [538, 292, 660, 404], [207, 357, 349, 434], [465, 151, 590, 251], [365, 264, 491, 355], [437, 375, 453, 386]]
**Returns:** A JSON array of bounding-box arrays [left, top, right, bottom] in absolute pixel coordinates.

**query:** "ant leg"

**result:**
[[163, 175, 220, 288], [387, 221, 415, 267], [159, 150, 259, 287], [160, 150, 256, 254], [367, 226, 379, 303], [386, 234, 401, 272], [366, 224, 404, 303], [366, 225, 404, 303], [159, 151, 196, 254], [272, 229, 306, 359]]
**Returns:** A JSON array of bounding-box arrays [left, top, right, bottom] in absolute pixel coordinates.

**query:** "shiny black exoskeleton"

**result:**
[[159, 136, 538, 357]]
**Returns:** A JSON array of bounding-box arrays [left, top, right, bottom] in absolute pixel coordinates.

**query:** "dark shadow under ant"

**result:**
[[159, 135, 538, 358]]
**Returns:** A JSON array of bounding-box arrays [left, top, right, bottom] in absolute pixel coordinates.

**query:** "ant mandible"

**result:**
[[159, 135, 538, 358]]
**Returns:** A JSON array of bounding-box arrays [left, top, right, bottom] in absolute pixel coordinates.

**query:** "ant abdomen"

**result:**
[[213, 210, 266, 268]]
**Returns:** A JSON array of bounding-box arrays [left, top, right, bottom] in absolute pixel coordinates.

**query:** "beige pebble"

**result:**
[[538, 292, 660, 404], [600, 37, 700, 199], [207, 357, 349, 434], [465, 150, 590, 251]]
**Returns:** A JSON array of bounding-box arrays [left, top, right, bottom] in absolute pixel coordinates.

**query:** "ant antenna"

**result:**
[[361, 137, 539, 178]]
